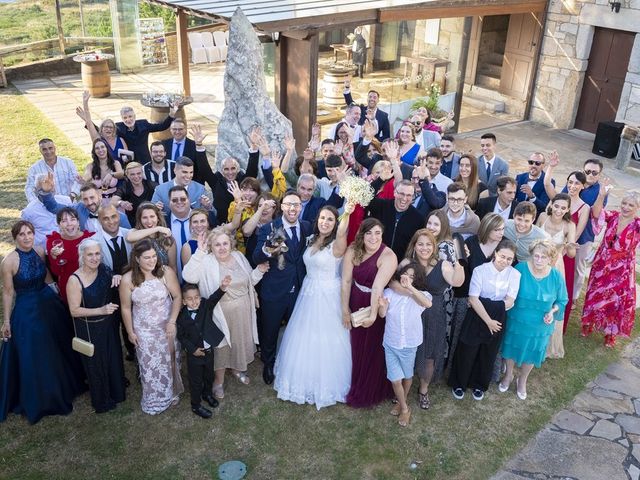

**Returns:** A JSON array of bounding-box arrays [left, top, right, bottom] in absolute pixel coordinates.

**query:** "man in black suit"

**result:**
[[476, 176, 518, 221], [162, 120, 216, 191], [367, 180, 424, 260], [343, 79, 390, 141], [176, 282, 227, 419], [253, 191, 312, 385], [117, 104, 178, 165], [297, 174, 326, 223]]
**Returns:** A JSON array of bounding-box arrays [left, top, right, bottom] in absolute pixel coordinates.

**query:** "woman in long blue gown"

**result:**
[[0, 220, 86, 424]]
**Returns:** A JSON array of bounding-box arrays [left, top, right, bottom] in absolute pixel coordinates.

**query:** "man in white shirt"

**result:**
[[327, 104, 362, 143], [167, 186, 192, 280], [21, 174, 72, 248], [316, 154, 344, 200], [25, 138, 80, 203], [143, 141, 176, 185], [425, 148, 453, 193]]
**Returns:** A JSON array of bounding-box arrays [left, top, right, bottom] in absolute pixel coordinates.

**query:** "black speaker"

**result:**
[[592, 121, 624, 158]]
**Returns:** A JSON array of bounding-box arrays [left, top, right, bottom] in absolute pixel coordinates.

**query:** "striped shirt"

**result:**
[[143, 159, 176, 185], [25, 156, 80, 202]]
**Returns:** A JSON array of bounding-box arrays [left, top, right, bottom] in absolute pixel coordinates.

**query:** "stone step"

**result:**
[[478, 62, 502, 77], [476, 73, 501, 90], [462, 92, 505, 113], [485, 52, 505, 65], [465, 84, 507, 102]]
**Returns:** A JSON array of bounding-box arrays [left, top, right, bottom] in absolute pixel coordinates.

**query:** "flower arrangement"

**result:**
[[338, 175, 374, 212]]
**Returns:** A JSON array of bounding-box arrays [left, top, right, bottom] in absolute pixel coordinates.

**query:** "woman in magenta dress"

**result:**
[[341, 218, 398, 408], [582, 189, 640, 347]]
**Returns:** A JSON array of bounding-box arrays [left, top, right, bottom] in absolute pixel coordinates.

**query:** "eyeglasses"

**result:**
[[527, 160, 543, 166], [281, 202, 302, 209], [413, 121, 422, 126], [584, 169, 600, 176], [171, 197, 188, 203], [448, 197, 466, 204]]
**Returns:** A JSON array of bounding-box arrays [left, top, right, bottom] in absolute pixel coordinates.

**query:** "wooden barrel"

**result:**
[[323, 67, 355, 107], [148, 106, 187, 142], [81, 60, 111, 98]]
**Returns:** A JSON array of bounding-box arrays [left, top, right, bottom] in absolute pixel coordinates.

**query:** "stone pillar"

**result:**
[[615, 125, 640, 170]]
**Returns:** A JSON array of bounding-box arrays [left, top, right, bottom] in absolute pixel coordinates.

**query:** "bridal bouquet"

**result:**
[[338, 175, 374, 209]]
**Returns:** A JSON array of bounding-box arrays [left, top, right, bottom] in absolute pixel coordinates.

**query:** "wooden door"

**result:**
[[465, 16, 483, 84], [499, 12, 542, 99], [574, 28, 635, 133]]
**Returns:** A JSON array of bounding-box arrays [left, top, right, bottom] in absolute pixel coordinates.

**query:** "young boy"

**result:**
[[379, 263, 432, 427], [176, 277, 230, 419]]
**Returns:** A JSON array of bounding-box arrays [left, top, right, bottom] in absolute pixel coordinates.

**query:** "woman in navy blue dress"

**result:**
[[0, 221, 85, 424]]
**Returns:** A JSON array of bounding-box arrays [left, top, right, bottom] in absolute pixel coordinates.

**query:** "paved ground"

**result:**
[[492, 336, 640, 480]]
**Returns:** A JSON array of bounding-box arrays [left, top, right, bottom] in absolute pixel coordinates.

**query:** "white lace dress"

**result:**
[[274, 242, 352, 410], [132, 277, 184, 414]]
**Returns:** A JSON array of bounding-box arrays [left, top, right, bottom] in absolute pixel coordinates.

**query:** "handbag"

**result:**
[[350, 306, 372, 328], [71, 274, 95, 357]]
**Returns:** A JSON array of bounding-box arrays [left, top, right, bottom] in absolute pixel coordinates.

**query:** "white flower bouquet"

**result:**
[[338, 176, 374, 218]]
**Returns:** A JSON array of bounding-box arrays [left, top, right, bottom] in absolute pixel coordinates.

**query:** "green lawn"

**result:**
[[0, 88, 637, 479]]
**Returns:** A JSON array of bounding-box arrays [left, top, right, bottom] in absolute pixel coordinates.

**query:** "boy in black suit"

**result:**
[[176, 278, 230, 419]]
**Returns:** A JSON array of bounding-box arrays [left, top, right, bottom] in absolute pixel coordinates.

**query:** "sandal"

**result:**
[[398, 408, 411, 427], [390, 403, 402, 416], [233, 371, 250, 385], [212, 383, 224, 400], [418, 392, 430, 410]]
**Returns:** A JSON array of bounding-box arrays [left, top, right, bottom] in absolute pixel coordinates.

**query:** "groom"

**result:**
[[254, 190, 312, 385]]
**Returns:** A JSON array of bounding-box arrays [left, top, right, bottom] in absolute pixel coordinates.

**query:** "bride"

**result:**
[[274, 203, 354, 409]]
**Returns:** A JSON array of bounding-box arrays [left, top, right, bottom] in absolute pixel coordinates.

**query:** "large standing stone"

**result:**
[[215, 8, 293, 169]]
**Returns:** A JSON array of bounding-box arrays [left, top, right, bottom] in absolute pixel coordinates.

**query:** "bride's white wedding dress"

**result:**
[[274, 241, 352, 410]]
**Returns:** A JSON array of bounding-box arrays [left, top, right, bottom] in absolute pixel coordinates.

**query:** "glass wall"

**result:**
[[316, 18, 466, 138]]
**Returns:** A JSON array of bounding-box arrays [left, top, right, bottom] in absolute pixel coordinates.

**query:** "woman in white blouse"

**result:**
[[447, 239, 520, 401]]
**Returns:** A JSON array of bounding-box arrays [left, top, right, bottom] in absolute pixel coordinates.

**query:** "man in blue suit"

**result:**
[[477, 133, 509, 196], [515, 152, 554, 219], [152, 156, 214, 215], [297, 174, 327, 223], [38, 175, 130, 231], [343, 79, 390, 141], [253, 191, 312, 385]]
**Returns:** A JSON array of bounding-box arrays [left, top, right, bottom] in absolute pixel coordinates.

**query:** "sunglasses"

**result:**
[[584, 169, 600, 176], [527, 160, 543, 166]]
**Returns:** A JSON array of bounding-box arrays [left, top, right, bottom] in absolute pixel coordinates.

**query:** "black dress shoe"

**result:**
[[202, 394, 219, 409], [262, 365, 275, 385], [191, 405, 212, 419]]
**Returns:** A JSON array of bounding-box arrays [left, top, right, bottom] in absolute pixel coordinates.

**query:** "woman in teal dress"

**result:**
[[499, 239, 568, 400]]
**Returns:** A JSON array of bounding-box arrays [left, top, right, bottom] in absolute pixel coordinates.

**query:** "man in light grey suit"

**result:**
[[151, 156, 214, 214], [97, 204, 135, 361], [477, 133, 509, 196]]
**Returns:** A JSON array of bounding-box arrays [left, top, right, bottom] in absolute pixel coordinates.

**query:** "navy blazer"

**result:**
[[162, 138, 216, 191], [253, 217, 312, 302], [116, 117, 174, 165], [515, 171, 554, 216], [344, 92, 390, 141], [415, 179, 447, 217], [475, 196, 517, 221], [300, 196, 326, 223]]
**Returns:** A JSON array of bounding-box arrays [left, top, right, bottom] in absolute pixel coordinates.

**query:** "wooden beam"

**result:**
[[379, 1, 547, 22], [176, 8, 191, 96], [259, 11, 379, 33], [54, 0, 66, 55]]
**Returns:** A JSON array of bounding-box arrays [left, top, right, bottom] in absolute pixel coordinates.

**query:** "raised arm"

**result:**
[[543, 151, 559, 201], [332, 202, 354, 258], [591, 177, 610, 219], [75, 91, 101, 142]]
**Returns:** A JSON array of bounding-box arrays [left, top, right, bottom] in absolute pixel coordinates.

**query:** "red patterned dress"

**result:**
[[581, 210, 640, 343]]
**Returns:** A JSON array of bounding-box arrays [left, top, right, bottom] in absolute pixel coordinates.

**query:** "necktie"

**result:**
[[485, 161, 492, 181], [173, 142, 182, 161], [177, 218, 188, 246], [289, 226, 299, 250]]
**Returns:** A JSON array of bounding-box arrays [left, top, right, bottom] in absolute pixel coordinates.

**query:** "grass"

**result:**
[[0, 87, 637, 479]]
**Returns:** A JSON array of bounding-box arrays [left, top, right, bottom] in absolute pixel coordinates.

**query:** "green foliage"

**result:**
[[411, 83, 441, 113], [139, 1, 176, 31]]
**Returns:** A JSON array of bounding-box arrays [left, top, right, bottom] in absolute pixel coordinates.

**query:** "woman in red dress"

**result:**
[[46, 207, 94, 303], [582, 188, 640, 347], [341, 218, 397, 407]]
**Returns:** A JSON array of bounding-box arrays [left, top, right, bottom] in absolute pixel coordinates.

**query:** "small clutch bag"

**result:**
[[350, 306, 372, 328], [72, 336, 95, 357]]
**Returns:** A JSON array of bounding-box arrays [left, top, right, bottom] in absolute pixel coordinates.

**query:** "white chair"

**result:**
[[200, 31, 222, 63], [187, 32, 208, 64], [212, 31, 228, 60]]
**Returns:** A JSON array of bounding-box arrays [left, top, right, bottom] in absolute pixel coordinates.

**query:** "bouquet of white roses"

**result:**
[[338, 175, 374, 211]]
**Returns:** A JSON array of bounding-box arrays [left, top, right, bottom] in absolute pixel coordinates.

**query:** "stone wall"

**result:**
[[530, 0, 640, 128], [6, 52, 117, 81]]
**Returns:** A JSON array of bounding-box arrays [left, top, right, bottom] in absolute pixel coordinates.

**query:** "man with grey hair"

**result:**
[[328, 104, 362, 142], [25, 138, 80, 203], [116, 103, 179, 165], [297, 173, 326, 222], [211, 152, 259, 223]]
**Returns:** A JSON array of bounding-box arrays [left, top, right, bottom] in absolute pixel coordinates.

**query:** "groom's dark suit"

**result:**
[[253, 217, 312, 374]]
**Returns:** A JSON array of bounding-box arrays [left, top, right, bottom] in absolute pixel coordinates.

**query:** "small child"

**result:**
[[176, 277, 230, 419], [379, 262, 432, 427]]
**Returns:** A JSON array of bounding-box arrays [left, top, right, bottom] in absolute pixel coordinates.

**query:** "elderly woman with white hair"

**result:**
[[66, 238, 126, 413], [182, 228, 269, 399], [499, 239, 568, 400], [582, 188, 640, 347]]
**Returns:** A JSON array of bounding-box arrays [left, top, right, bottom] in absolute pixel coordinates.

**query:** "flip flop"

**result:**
[[390, 403, 402, 416], [398, 408, 411, 427], [213, 383, 225, 399], [233, 371, 250, 385]]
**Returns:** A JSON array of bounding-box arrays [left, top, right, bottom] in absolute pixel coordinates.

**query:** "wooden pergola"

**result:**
[[146, 0, 547, 143]]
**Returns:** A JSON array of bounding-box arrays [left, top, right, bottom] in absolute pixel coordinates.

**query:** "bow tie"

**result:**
[[88, 213, 99, 219], [528, 177, 540, 182]]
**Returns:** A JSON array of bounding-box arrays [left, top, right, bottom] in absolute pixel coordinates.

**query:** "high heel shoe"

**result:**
[[515, 377, 527, 400], [498, 375, 513, 393]]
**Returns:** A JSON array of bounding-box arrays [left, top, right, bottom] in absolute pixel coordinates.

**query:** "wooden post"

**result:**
[[54, 0, 66, 55], [78, 0, 86, 38], [176, 8, 191, 96], [0, 56, 6, 88]]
